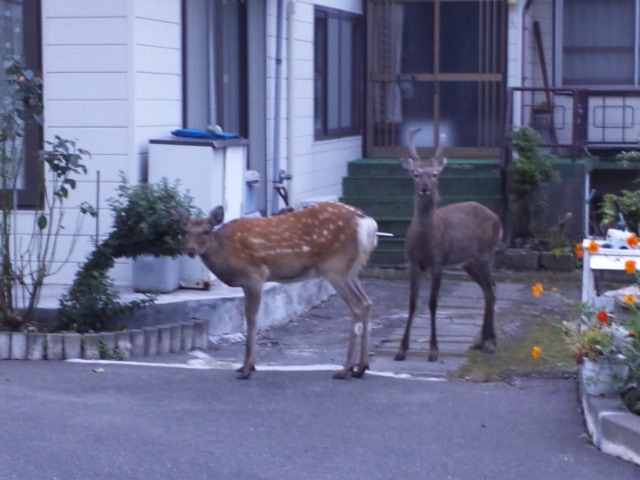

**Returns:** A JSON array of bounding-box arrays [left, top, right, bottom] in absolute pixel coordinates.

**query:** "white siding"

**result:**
[[41, 0, 182, 285], [266, 0, 364, 209]]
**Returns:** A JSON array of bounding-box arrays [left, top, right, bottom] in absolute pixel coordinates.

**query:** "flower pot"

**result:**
[[580, 357, 629, 396], [131, 255, 181, 293]]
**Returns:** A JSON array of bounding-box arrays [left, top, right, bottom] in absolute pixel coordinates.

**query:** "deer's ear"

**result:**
[[209, 206, 225, 228], [398, 156, 415, 173]]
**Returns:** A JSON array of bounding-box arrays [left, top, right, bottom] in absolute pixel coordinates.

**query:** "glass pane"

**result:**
[[339, 19, 352, 129], [563, 0, 634, 85], [440, 2, 479, 73], [314, 15, 327, 134], [440, 82, 479, 147], [398, 82, 434, 146], [401, 2, 434, 74], [327, 16, 340, 130]]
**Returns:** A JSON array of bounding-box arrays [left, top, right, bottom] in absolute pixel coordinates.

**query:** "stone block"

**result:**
[[116, 331, 132, 359], [157, 325, 171, 355], [192, 320, 209, 349], [46, 333, 64, 360], [169, 324, 181, 353], [181, 322, 194, 351], [10, 333, 27, 360], [143, 327, 158, 356], [100, 332, 117, 358], [0, 331, 11, 359], [539, 252, 575, 272], [82, 333, 101, 360], [63, 333, 82, 359], [27, 333, 45, 360], [501, 249, 540, 271], [130, 329, 145, 357]]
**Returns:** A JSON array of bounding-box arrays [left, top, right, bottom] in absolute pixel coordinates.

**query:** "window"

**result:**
[[314, 7, 364, 139], [0, 0, 42, 208], [560, 0, 637, 86]]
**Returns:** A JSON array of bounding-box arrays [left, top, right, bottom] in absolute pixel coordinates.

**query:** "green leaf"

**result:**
[[37, 214, 47, 230]]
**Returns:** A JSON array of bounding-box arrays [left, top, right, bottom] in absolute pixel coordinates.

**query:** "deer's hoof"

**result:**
[[235, 364, 256, 379], [427, 353, 438, 362], [350, 364, 369, 378], [394, 352, 406, 362], [470, 339, 496, 354]]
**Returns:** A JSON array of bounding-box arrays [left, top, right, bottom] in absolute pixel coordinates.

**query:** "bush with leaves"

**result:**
[[508, 126, 559, 241], [0, 57, 95, 331]]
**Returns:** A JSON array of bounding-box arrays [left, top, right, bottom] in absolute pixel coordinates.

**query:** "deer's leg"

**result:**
[[349, 275, 372, 378], [464, 262, 497, 354], [238, 285, 262, 379], [395, 266, 422, 361], [427, 271, 442, 362], [326, 274, 371, 380]]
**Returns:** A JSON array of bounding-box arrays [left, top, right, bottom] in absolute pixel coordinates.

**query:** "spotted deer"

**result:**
[[395, 128, 502, 362], [178, 202, 378, 379]]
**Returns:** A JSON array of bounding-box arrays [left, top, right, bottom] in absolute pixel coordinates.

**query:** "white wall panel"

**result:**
[[46, 18, 127, 45], [46, 45, 128, 72], [46, 73, 127, 100]]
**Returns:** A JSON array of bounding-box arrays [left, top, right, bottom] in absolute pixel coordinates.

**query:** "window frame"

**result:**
[[314, 6, 364, 140], [557, 0, 640, 88]]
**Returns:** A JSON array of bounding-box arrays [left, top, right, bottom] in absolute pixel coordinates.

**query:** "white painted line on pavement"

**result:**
[[66, 351, 446, 382]]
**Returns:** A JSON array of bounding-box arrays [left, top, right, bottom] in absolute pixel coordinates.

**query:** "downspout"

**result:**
[[270, 0, 286, 214], [286, 0, 296, 207]]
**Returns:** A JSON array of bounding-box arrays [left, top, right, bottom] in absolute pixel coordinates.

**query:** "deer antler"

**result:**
[[407, 127, 421, 161]]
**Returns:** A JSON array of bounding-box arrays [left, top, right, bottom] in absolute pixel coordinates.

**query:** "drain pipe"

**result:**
[[270, 0, 286, 215]]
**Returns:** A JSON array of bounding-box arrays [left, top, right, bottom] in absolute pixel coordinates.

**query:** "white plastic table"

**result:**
[[581, 239, 640, 304]]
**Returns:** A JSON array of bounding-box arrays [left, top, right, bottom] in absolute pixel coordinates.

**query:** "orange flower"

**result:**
[[629, 330, 637, 338], [596, 310, 608, 323], [574, 243, 583, 259], [624, 259, 636, 274], [586, 240, 599, 254], [623, 293, 636, 306], [531, 346, 541, 360], [627, 233, 639, 248], [531, 282, 543, 298]]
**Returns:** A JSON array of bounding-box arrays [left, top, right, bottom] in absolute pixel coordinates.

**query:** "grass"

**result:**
[[453, 312, 577, 381]]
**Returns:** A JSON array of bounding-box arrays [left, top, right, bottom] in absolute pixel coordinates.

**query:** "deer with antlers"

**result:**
[[395, 128, 502, 363], [177, 202, 378, 379]]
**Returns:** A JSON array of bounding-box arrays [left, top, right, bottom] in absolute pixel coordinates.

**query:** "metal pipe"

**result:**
[[270, 0, 285, 215]]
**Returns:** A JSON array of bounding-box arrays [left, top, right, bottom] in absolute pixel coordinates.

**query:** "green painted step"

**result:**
[[348, 158, 501, 177], [342, 175, 501, 198], [341, 195, 502, 218]]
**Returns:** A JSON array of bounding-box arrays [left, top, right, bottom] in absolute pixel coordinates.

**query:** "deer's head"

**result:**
[[178, 206, 225, 258], [399, 128, 447, 205]]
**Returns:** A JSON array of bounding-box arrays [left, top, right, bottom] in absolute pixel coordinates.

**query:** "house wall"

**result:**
[[40, 0, 182, 285], [268, 0, 363, 209]]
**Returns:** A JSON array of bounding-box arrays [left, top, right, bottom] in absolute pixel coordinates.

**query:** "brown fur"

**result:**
[[181, 202, 378, 379], [395, 129, 502, 362]]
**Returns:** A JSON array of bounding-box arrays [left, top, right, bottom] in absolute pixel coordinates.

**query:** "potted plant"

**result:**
[[567, 306, 633, 396], [107, 176, 196, 293]]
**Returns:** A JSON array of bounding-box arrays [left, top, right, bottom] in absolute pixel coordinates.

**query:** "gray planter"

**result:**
[[131, 255, 181, 293]]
